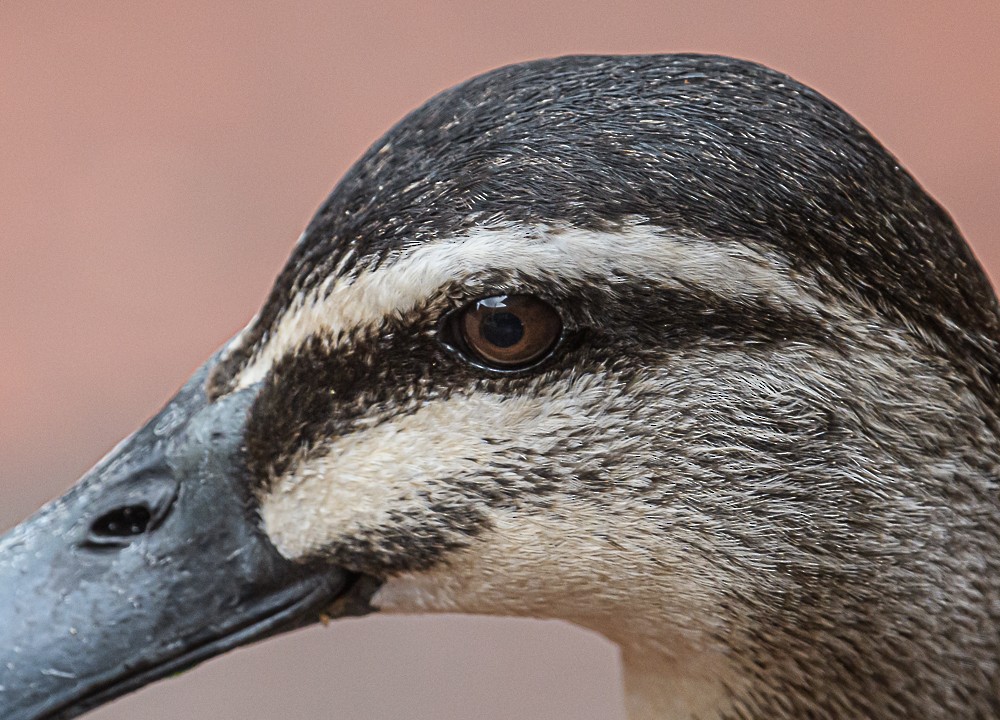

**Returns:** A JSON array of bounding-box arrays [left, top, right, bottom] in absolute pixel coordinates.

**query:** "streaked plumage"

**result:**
[[2, 54, 999, 720]]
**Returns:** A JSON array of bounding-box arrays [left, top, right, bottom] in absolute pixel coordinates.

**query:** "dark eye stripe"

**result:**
[[243, 280, 833, 496]]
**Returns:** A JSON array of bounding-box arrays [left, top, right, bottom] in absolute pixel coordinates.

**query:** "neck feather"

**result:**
[[620, 644, 738, 720]]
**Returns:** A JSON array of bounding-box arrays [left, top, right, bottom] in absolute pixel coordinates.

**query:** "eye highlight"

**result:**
[[449, 295, 562, 370]]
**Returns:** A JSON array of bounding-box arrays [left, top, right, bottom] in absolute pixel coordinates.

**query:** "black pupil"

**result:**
[[91, 505, 152, 537], [481, 311, 524, 348]]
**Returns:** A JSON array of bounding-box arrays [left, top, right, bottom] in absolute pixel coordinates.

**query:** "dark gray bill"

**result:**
[[0, 359, 365, 720]]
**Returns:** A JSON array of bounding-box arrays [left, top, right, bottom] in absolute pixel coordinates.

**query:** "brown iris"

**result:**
[[459, 295, 562, 369]]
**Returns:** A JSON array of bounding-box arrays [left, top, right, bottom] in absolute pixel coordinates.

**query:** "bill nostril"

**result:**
[[82, 474, 179, 549], [90, 505, 153, 539]]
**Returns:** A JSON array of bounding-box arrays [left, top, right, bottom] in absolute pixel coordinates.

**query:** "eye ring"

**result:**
[[442, 295, 563, 371]]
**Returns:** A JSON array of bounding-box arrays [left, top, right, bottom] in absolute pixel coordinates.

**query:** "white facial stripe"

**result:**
[[233, 223, 822, 390], [260, 372, 617, 560]]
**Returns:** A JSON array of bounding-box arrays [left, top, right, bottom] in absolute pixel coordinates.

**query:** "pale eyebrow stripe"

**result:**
[[231, 222, 823, 390]]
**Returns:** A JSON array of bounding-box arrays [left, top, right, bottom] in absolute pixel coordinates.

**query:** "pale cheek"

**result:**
[[367, 536, 570, 618], [365, 513, 654, 622], [259, 380, 618, 561]]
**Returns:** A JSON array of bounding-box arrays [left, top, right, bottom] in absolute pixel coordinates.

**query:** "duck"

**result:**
[[1, 53, 999, 720]]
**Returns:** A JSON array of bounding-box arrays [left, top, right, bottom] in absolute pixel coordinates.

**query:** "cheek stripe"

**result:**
[[241, 279, 827, 501], [259, 378, 613, 561]]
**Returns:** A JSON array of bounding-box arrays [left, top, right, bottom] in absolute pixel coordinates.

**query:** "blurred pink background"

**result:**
[[2, 2, 998, 718]]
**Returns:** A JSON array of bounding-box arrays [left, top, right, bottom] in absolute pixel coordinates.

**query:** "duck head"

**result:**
[[3, 55, 999, 720]]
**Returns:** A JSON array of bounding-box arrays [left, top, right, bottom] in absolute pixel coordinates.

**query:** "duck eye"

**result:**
[[457, 295, 562, 369]]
